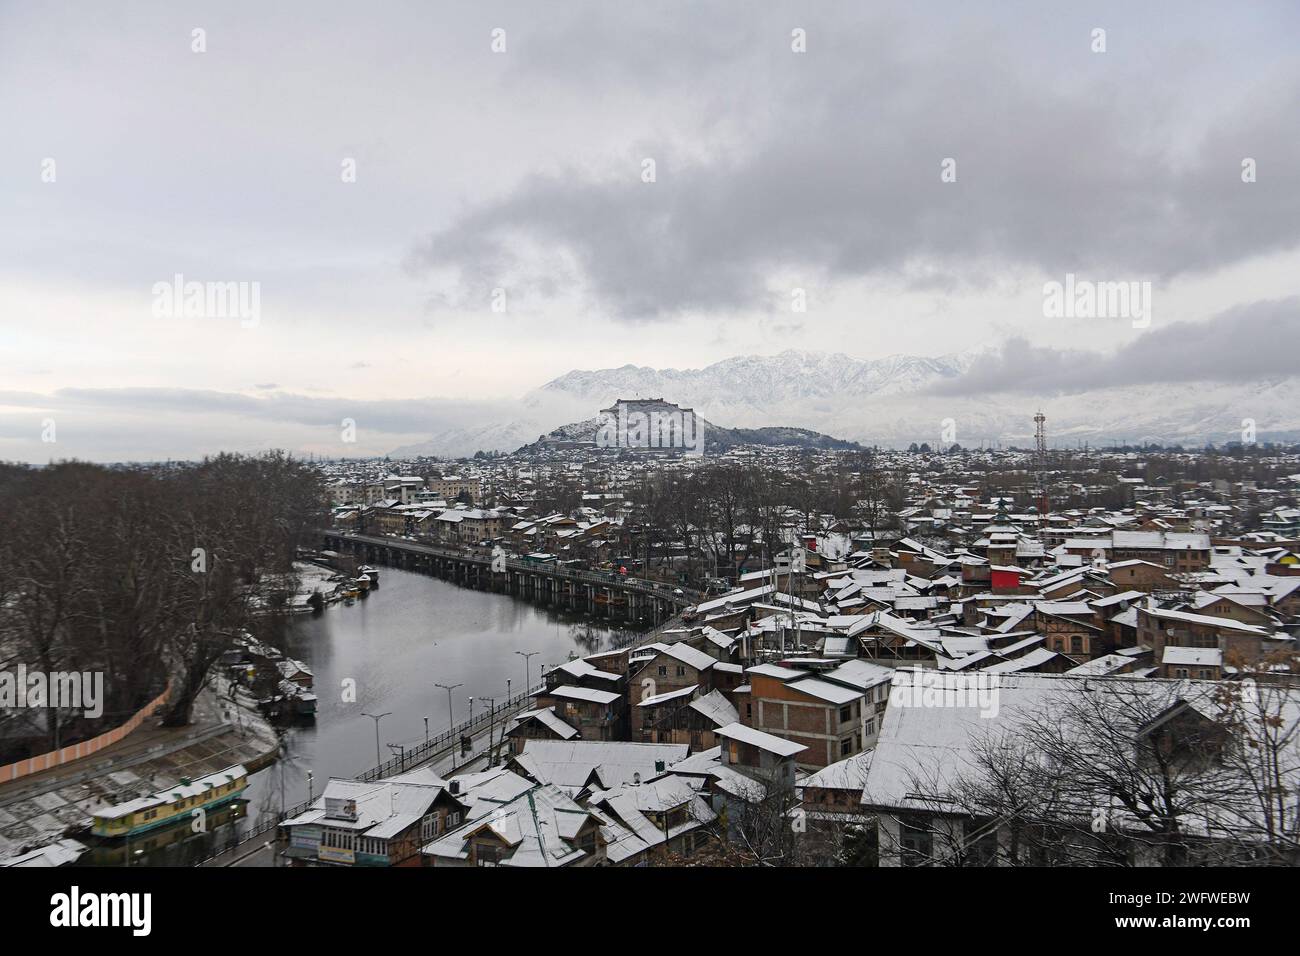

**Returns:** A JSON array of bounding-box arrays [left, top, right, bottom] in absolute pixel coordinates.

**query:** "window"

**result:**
[[676, 666, 686, 677], [839, 705, 852, 723], [1071, 635, 1083, 654], [966, 826, 1000, 867], [658, 665, 667, 676], [899, 819, 933, 867], [841, 737, 853, 756]]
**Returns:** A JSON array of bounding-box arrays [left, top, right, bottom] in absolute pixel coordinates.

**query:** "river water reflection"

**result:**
[[244, 566, 631, 821], [98, 566, 631, 865]]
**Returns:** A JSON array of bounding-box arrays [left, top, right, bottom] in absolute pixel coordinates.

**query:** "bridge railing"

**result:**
[[353, 682, 544, 783]]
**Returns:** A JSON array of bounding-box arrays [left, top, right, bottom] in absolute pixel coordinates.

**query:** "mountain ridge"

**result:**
[[388, 349, 1300, 457]]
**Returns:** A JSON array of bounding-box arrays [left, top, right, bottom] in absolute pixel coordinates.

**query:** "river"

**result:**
[[98, 565, 630, 865], [249, 564, 634, 813]]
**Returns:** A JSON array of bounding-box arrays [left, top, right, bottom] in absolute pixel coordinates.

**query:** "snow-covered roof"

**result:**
[[513, 740, 690, 792], [544, 685, 621, 705], [716, 722, 807, 757], [800, 750, 873, 792], [508, 707, 580, 740], [1161, 647, 1224, 667], [688, 689, 740, 727]]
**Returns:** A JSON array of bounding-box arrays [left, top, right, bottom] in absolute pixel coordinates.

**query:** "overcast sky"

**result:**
[[2, 0, 1298, 460]]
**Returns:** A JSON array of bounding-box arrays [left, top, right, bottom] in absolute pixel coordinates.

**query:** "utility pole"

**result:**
[[361, 711, 391, 771], [387, 742, 406, 770]]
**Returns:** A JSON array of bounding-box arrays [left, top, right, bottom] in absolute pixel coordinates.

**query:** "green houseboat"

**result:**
[[91, 764, 249, 838]]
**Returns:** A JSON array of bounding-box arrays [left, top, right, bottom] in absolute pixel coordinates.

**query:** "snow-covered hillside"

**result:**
[[389, 350, 1300, 456]]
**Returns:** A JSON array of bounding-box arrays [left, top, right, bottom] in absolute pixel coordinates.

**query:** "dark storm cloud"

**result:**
[[407, 4, 1300, 320], [931, 298, 1300, 396]]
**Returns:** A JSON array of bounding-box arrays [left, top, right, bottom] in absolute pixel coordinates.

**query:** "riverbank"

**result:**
[[0, 674, 280, 862]]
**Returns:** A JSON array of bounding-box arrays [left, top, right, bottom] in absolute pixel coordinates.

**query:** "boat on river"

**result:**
[[90, 765, 249, 838]]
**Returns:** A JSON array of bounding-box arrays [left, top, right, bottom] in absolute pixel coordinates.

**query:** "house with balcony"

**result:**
[[279, 767, 466, 867]]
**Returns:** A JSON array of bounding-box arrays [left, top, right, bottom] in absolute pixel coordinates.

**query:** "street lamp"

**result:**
[[482, 696, 498, 767], [435, 682, 463, 768], [515, 650, 539, 693], [307, 770, 314, 803], [361, 711, 391, 770]]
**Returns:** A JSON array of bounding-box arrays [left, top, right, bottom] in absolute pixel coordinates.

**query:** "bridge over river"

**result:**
[[319, 530, 702, 627]]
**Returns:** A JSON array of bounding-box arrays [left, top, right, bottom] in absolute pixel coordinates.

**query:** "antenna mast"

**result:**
[[1034, 410, 1049, 515]]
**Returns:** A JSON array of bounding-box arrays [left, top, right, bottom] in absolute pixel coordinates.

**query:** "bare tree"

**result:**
[[883, 681, 1299, 867]]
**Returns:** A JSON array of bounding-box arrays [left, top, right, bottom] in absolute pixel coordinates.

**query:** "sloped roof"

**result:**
[[716, 722, 807, 757], [514, 740, 690, 791], [423, 783, 600, 867], [508, 706, 580, 740], [801, 750, 873, 791], [688, 689, 739, 727]]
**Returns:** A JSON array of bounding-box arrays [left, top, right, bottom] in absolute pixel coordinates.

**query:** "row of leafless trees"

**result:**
[[527, 453, 906, 586], [0, 453, 325, 759]]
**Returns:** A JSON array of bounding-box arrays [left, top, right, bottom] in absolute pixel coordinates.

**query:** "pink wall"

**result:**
[[0, 683, 172, 784]]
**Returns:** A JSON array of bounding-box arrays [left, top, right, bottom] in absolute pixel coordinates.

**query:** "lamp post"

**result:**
[[483, 697, 497, 767], [515, 650, 539, 693], [307, 770, 314, 803], [361, 712, 391, 770], [435, 682, 463, 767]]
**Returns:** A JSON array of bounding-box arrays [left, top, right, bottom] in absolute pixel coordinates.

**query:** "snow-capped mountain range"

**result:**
[[389, 350, 1300, 457]]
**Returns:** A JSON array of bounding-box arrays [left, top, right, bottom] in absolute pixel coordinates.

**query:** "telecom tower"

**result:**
[[1033, 410, 1049, 515]]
